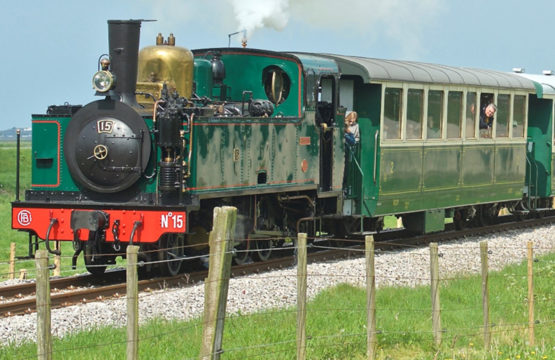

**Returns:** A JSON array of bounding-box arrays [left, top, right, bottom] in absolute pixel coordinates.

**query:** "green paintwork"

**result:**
[[527, 95, 552, 198], [30, 115, 157, 195], [194, 50, 303, 117], [552, 156, 555, 192], [188, 116, 319, 195], [349, 82, 381, 216], [374, 142, 525, 215], [403, 209, 445, 234], [187, 51, 324, 196], [31, 116, 78, 191], [193, 59, 213, 98]]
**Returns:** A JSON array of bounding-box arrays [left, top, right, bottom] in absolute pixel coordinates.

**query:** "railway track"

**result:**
[[1, 213, 554, 317]]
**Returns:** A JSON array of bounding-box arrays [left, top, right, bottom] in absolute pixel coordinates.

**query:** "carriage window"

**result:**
[[480, 93, 494, 138], [447, 91, 462, 138], [496, 94, 510, 138], [466, 92, 477, 138], [427, 90, 443, 139], [384, 87, 402, 139], [513, 95, 526, 138], [407, 89, 423, 139]]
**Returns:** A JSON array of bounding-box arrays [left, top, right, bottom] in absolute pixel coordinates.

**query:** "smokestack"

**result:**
[[108, 19, 142, 107]]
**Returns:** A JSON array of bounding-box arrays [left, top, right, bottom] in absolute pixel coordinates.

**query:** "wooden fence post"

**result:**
[[527, 241, 534, 346], [429, 243, 441, 347], [9, 242, 16, 280], [365, 235, 377, 360], [35, 249, 52, 360], [480, 241, 490, 349], [296, 233, 308, 360], [199, 206, 237, 360], [127, 245, 139, 360]]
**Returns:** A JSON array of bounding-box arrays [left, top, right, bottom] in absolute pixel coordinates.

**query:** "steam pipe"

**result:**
[[45, 218, 61, 255], [186, 113, 194, 179]]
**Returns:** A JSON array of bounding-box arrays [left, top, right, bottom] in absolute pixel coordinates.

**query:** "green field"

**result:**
[[0, 141, 33, 279], [1, 252, 553, 359]]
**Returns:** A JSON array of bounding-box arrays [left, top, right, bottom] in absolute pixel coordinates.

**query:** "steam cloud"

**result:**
[[228, 0, 442, 55], [144, 0, 442, 57], [229, 0, 289, 39]]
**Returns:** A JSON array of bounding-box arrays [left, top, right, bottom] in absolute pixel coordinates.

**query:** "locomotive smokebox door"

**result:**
[[64, 99, 151, 193]]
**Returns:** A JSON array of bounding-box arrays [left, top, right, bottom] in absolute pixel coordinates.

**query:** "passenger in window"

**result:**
[[345, 111, 360, 145], [479, 103, 496, 130], [479, 103, 496, 138]]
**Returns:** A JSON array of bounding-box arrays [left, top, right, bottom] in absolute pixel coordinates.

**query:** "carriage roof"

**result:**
[[290, 52, 536, 91]]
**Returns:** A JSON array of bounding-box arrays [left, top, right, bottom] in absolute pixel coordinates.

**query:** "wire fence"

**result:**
[[0, 208, 554, 359]]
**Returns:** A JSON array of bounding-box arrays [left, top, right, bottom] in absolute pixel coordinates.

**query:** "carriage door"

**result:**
[[526, 95, 552, 203], [316, 75, 337, 192]]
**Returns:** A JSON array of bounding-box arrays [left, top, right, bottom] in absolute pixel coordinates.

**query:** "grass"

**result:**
[[0, 142, 34, 279], [2, 253, 553, 359]]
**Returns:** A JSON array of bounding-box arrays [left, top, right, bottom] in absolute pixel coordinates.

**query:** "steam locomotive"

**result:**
[[12, 19, 555, 275]]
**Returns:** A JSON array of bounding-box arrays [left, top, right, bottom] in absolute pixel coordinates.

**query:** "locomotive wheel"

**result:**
[[84, 232, 107, 275], [254, 237, 273, 261], [476, 204, 499, 226], [233, 236, 251, 265], [160, 233, 185, 276], [453, 209, 468, 230]]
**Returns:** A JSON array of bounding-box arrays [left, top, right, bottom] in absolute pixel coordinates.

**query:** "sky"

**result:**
[[2, 0, 555, 129]]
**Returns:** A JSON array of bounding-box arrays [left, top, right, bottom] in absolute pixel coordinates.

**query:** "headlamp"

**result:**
[[92, 70, 114, 93]]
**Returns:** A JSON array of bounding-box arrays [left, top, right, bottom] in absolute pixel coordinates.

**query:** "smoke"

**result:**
[[142, 0, 443, 57], [227, 0, 443, 56], [228, 0, 289, 39]]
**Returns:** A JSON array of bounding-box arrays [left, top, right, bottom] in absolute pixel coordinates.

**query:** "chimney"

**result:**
[[107, 19, 142, 107]]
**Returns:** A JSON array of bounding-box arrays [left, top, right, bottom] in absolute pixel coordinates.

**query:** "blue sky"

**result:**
[[2, 0, 555, 129]]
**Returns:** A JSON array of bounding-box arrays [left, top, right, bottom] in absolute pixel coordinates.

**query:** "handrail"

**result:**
[[346, 142, 372, 222], [373, 130, 379, 184], [525, 154, 532, 210], [525, 142, 539, 210], [348, 145, 364, 178]]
